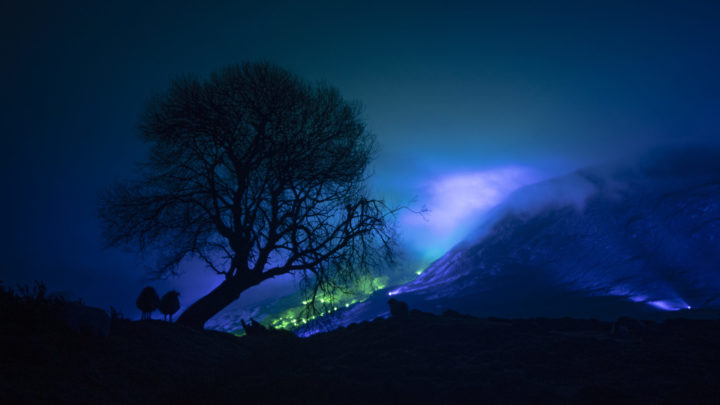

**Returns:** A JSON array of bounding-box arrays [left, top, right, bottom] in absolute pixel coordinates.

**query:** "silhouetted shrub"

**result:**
[[158, 291, 180, 322], [136, 286, 160, 320], [0, 281, 65, 332]]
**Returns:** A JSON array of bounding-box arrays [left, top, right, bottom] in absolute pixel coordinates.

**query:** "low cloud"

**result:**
[[399, 166, 541, 261]]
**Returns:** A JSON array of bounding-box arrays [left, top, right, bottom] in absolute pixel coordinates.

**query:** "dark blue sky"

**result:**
[[2, 0, 719, 317]]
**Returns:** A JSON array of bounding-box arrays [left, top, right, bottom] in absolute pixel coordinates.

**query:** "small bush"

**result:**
[[0, 280, 66, 332]]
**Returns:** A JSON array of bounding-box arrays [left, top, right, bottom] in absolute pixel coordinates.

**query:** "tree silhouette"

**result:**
[[100, 62, 396, 328]]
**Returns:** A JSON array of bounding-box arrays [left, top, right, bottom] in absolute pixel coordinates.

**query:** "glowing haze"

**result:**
[[399, 167, 540, 261]]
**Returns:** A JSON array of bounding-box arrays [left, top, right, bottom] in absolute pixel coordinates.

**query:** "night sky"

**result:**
[[2, 1, 720, 318]]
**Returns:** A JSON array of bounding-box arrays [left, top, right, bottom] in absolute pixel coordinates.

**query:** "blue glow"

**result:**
[[399, 167, 539, 261], [647, 298, 690, 311]]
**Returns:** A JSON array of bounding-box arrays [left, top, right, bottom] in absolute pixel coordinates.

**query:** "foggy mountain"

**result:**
[[318, 147, 720, 330]]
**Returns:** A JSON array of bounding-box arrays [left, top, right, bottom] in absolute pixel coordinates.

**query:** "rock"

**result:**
[[387, 298, 409, 318]]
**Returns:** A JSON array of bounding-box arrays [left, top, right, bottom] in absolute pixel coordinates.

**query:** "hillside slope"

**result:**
[[3, 312, 720, 404], [377, 149, 720, 320]]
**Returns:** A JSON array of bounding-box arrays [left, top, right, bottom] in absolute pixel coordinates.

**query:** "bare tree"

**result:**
[[100, 62, 396, 329]]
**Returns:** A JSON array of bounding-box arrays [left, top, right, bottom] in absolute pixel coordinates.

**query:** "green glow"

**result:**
[[230, 273, 402, 336]]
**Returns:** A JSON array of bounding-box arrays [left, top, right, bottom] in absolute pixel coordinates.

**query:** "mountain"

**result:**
[[326, 148, 720, 327]]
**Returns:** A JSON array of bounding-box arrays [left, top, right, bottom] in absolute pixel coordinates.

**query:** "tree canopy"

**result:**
[[100, 62, 396, 328]]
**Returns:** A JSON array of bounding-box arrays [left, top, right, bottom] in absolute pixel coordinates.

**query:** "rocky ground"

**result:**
[[2, 308, 720, 404]]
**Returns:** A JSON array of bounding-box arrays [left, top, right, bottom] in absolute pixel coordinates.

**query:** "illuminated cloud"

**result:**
[[400, 166, 539, 261]]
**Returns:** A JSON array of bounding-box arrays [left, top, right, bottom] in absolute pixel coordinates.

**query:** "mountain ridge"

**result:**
[[384, 148, 720, 320]]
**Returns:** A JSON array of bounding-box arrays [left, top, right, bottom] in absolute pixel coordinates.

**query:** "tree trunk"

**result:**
[[176, 275, 261, 329]]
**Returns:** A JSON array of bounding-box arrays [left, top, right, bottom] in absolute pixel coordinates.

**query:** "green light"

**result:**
[[233, 273, 403, 334]]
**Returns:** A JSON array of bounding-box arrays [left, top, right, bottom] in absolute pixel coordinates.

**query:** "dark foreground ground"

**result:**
[[2, 310, 720, 404]]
